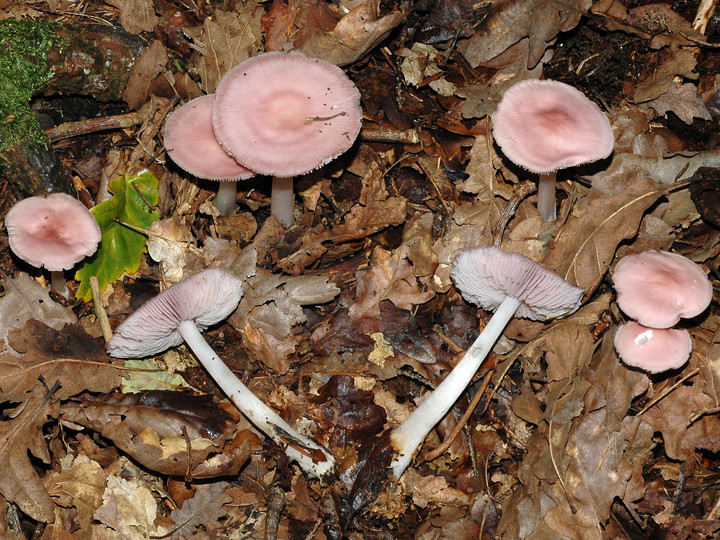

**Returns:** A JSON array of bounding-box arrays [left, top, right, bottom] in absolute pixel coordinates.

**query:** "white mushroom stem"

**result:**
[[536, 171, 557, 222], [389, 295, 522, 478], [271, 176, 294, 227], [176, 319, 335, 479], [214, 182, 238, 217], [50, 270, 69, 297]]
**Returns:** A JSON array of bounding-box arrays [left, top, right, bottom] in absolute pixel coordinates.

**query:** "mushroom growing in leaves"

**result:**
[[612, 250, 713, 328], [491, 79, 614, 221], [164, 94, 255, 216], [5, 193, 101, 295], [389, 246, 583, 478], [212, 51, 362, 226], [107, 268, 335, 480], [614, 321, 692, 373]]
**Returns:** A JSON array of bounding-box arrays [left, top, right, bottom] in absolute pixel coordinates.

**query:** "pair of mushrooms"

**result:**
[[164, 52, 363, 222], [106, 246, 584, 480], [612, 251, 713, 373]]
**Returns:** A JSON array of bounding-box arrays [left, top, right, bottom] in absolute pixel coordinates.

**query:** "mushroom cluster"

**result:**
[[164, 52, 362, 222], [611, 250, 712, 373]]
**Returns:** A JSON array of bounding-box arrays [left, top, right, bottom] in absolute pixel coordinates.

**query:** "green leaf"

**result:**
[[75, 169, 160, 301]]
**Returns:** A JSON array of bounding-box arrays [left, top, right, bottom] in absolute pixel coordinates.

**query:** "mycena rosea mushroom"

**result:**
[[491, 79, 614, 221], [612, 250, 713, 329], [389, 246, 583, 478], [614, 322, 692, 373], [5, 193, 101, 295], [107, 268, 335, 480], [164, 94, 255, 216], [212, 51, 362, 227]]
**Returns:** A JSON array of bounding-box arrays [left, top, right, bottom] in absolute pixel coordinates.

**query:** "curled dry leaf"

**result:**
[[60, 391, 259, 478]]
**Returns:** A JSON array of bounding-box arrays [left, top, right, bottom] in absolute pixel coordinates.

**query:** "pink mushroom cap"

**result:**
[[107, 268, 243, 358], [450, 246, 584, 321], [164, 94, 255, 181], [212, 52, 362, 177], [612, 251, 712, 328], [491, 79, 614, 174], [614, 321, 691, 373], [5, 193, 101, 272]]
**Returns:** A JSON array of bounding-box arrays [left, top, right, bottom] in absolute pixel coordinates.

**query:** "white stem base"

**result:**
[[271, 176, 294, 227], [177, 320, 335, 479], [537, 172, 557, 222], [389, 296, 522, 478], [214, 182, 237, 217]]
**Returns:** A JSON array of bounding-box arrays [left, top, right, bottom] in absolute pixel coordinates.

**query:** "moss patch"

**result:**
[[0, 19, 63, 152]]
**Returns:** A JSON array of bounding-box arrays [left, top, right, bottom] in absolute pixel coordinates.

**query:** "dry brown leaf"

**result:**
[[643, 81, 711, 125], [93, 476, 163, 539], [105, 0, 159, 35], [1, 320, 121, 402], [278, 161, 407, 274], [46, 454, 108, 532], [122, 40, 168, 110], [0, 384, 59, 523], [170, 481, 231, 539], [0, 272, 76, 344], [542, 177, 664, 296], [186, 6, 264, 93], [295, 2, 404, 66], [458, 0, 591, 68]]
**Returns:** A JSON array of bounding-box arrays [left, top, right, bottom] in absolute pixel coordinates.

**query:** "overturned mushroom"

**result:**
[[107, 268, 335, 480], [389, 246, 583, 478]]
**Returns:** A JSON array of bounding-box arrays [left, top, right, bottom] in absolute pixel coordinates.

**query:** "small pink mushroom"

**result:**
[[491, 79, 614, 221], [614, 321, 692, 373], [164, 94, 255, 216], [212, 52, 362, 226], [5, 193, 101, 295], [612, 251, 713, 328]]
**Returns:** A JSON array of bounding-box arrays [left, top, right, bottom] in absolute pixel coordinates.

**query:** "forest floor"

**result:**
[[2, 0, 720, 538]]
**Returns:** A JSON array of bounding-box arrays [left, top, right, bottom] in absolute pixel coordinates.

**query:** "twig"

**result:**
[[548, 417, 576, 514], [492, 180, 537, 246], [46, 112, 142, 142], [90, 276, 113, 343], [359, 125, 420, 144]]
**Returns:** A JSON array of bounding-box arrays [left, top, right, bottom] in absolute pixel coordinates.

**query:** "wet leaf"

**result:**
[[76, 169, 160, 301], [61, 391, 257, 478]]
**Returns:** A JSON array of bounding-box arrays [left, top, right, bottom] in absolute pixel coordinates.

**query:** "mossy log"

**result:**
[[0, 21, 146, 198]]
